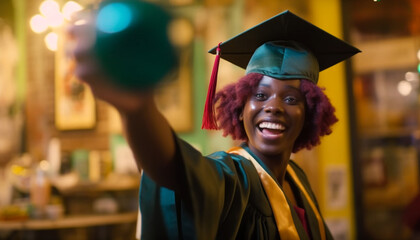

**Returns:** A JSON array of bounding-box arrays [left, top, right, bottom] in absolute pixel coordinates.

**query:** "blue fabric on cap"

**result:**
[[245, 41, 319, 83]]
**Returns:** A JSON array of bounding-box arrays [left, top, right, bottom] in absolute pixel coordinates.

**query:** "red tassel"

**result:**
[[202, 43, 222, 130]]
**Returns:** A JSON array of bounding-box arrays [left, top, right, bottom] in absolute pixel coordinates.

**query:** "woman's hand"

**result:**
[[67, 15, 151, 113]]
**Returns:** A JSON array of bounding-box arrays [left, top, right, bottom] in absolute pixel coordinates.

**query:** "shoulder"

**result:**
[[174, 137, 256, 181], [288, 159, 320, 206], [207, 150, 251, 162], [288, 160, 309, 182], [288, 160, 314, 196], [288, 159, 303, 170], [206, 150, 256, 176]]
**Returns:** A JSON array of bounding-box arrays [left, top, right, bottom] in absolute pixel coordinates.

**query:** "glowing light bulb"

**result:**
[[30, 14, 48, 33], [44, 32, 58, 51]]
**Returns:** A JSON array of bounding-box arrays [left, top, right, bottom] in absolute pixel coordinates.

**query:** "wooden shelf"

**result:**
[[52, 173, 140, 195], [0, 212, 138, 230], [358, 127, 418, 140]]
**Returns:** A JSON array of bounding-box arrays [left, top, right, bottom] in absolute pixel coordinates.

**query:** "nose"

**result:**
[[264, 98, 283, 114]]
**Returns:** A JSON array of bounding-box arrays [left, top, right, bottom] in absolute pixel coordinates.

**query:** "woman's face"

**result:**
[[242, 76, 305, 157]]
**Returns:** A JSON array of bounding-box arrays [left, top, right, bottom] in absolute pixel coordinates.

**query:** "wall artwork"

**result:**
[[326, 165, 348, 210]]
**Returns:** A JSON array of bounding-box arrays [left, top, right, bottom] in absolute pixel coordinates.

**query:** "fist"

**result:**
[[76, 0, 178, 90]]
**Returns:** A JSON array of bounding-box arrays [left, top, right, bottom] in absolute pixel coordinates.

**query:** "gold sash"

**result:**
[[228, 147, 326, 240]]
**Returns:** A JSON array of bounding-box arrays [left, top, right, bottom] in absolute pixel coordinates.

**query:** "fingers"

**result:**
[[66, 10, 96, 62], [69, 24, 96, 62], [66, 9, 95, 40], [66, 13, 100, 85]]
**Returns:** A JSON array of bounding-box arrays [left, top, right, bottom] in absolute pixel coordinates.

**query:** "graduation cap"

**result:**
[[202, 10, 361, 130]]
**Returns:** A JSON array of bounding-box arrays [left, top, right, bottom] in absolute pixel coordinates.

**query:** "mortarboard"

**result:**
[[202, 10, 360, 130]]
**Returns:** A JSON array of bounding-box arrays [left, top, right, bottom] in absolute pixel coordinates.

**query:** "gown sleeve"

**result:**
[[139, 136, 254, 240]]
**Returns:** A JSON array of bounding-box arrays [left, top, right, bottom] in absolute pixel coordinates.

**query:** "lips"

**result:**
[[257, 121, 286, 137]]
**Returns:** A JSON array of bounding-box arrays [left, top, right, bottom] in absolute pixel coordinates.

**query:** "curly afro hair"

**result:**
[[214, 73, 338, 153]]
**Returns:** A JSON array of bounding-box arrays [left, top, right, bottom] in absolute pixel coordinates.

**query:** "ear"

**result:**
[[239, 112, 243, 121]]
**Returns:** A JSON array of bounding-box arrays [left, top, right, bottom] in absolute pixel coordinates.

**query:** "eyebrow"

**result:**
[[259, 83, 271, 88], [258, 83, 301, 91], [284, 85, 301, 91]]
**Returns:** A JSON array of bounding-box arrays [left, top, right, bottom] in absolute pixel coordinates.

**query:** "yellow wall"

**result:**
[[13, 0, 26, 104], [308, 1, 356, 240]]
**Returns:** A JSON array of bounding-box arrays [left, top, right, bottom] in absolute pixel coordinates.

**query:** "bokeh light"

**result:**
[[31, 1, 86, 51], [30, 14, 48, 33], [39, 0, 61, 17], [44, 32, 58, 51], [62, 1, 83, 21], [169, 18, 194, 47], [405, 72, 418, 82], [39, 160, 50, 172], [45, 12, 64, 28], [96, 3, 132, 33], [398, 80, 412, 96]]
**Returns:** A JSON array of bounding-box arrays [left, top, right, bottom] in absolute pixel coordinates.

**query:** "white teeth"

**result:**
[[258, 122, 285, 130]]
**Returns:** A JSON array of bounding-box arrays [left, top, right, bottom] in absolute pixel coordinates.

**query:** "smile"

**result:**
[[258, 121, 286, 137]]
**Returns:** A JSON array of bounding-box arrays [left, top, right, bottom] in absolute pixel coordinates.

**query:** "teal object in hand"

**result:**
[[94, 0, 178, 89]]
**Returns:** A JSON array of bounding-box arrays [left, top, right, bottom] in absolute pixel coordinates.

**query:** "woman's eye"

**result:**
[[284, 96, 298, 104], [255, 93, 266, 100]]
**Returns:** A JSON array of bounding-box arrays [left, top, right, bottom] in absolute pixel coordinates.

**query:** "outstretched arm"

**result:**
[[68, 17, 182, 190]]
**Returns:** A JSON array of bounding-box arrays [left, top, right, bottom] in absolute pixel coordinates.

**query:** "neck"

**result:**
[[248, 146, 291, 186]]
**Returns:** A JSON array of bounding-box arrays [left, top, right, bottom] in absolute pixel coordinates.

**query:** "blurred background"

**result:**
[[0, 0, 419, 239]]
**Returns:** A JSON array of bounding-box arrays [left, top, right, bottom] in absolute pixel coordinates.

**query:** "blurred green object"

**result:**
[[94, 0, 178, 89], [71, 149, 89, 181]]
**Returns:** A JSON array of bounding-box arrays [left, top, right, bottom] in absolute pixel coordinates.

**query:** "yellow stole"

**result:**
[[228, 147, 326, 240]]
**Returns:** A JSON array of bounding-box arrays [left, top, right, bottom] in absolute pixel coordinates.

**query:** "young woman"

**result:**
[[70, 8, 359, 240]]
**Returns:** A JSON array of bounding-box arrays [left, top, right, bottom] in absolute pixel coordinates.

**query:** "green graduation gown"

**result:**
[[139, 137, 333, 240]]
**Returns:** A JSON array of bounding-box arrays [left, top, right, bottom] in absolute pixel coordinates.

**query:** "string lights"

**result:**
[[29, 0, 83, 51]]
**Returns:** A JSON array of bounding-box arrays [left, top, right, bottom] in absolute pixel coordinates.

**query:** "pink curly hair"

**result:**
[[214, 73, 338, 153]]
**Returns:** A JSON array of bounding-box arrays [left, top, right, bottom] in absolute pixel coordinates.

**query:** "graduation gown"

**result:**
[[139, 136, 333, 240]]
